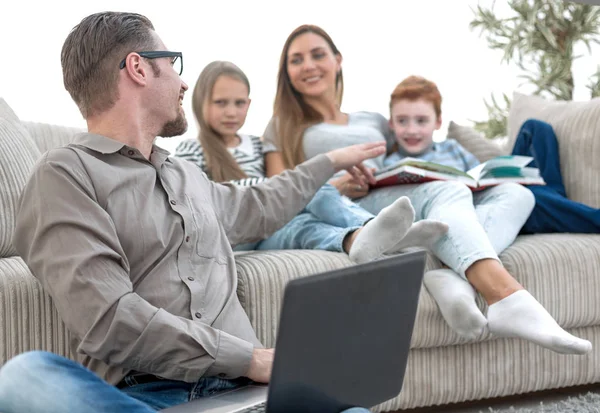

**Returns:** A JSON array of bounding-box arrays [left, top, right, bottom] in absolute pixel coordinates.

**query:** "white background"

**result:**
[[1, 0, 598, 152]]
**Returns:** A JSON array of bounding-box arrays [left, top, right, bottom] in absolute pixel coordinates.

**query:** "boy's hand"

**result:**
[[325, 142, 385, 185], [331, 171, 372, 199]]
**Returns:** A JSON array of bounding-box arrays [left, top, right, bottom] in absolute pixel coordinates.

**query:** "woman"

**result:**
[[261, 24, 591, 354]]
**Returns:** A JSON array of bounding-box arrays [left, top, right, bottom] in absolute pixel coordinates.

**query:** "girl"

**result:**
[[261, 25, 591, 354], [174, 61, 447, 263]]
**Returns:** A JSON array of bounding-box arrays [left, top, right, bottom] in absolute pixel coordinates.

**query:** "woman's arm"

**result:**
[[264, 152, 286, 177]]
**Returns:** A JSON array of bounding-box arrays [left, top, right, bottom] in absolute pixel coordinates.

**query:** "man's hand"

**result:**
[[325, 142, 386, 186], [246, 348, 274, 383]]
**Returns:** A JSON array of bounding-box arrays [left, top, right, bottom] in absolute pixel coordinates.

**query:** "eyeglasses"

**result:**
[[119, 51, 183, 76]]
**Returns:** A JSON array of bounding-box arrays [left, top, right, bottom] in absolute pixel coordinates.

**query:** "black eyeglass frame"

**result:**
[[119, 51, 183, 75]]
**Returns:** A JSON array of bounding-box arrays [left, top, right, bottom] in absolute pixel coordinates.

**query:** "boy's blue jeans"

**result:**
[[0, 351, 371, 413], [235, 184, 373, 253], [511, 119, 600, 233]]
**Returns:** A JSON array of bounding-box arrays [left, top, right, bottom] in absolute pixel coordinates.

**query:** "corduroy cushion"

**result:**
[[22, 121, 84, 154], [446, 121, 508, 162], [235, 234, 600, 350], [0, 100, 41, 257], [508, 92, 600, 208]]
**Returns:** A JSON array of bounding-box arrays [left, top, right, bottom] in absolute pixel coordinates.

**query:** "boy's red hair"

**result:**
[[390, 75, 442, 118]]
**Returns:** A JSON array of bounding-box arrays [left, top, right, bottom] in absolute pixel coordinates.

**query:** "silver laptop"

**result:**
[[161, 250, 426, 413]]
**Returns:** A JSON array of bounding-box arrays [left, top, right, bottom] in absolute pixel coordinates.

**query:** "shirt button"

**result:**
[[185, 236, 190, 242], [170, 200, 177, 205], [195, 312, 202, 319], [128, 150, 135, 156], [188, 276, 194, 281]]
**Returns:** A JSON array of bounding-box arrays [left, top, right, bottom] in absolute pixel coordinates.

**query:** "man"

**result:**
[[0, 12, 384, 413]]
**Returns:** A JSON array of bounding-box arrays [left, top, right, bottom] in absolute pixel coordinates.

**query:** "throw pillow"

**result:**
[[446, 121, 508, 163]]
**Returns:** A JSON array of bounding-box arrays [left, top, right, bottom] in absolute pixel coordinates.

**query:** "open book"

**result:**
[[373, 155, 546, 191]]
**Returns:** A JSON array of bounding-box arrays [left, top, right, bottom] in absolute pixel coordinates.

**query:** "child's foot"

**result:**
[[487, 290, 592, 355], [424, 269, 487, 340], [390, 220, 448, 252], [349, 197, 415, 264]]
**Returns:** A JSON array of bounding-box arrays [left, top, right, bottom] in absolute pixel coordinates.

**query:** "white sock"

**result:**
[[487, 290, 592, 355], [390, 220, 449, 252], [349, 197, 415, 264], [424, 269, 488, 339]]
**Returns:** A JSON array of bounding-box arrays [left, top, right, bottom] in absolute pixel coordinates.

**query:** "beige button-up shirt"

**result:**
[[13, 133, 334, 385]]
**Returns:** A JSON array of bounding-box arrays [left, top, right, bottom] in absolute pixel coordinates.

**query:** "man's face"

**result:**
[[150, 35, 189, 138], [389, 99, 441, 156]]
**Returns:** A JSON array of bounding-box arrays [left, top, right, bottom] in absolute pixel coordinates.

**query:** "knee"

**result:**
[[0, 351, 54, 382], [522, 118, 553, 136], [0, 351, 52, 401], [429, 181, 473, 201], [499, 183, 535, 212]]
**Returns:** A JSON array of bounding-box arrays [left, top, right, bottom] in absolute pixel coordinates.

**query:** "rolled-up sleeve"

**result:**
[[209, 154, 335, 245], [13, 150, 253, 383]]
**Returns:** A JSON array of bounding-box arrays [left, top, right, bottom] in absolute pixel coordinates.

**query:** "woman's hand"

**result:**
[[330, 171, 373, 199]]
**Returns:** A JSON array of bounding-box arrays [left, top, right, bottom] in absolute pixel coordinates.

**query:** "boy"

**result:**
[[385, 75, 480, 172]]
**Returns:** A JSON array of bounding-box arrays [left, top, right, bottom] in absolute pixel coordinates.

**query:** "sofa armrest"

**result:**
[[0, 257, 74, 365]]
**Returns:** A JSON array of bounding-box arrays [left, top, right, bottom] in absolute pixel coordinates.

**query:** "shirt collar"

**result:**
[[73, 133, 125, 154], [233, 134, 254, 157], [72, 132, 172, 163]]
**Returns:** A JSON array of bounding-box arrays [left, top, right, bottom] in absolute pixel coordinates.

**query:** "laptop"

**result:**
[[161, 250, 426, 413]]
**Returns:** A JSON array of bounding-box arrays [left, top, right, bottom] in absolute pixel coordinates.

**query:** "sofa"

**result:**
[[1, 93, 599, 412]]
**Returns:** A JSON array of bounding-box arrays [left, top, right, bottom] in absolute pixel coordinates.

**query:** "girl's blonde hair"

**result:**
[[192, 61, 251, 182], [274, 24, 344, 169]]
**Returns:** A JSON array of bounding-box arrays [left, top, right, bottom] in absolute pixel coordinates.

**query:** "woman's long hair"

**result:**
[[192, 61, 250, 182], [274, 24, 344, 168]]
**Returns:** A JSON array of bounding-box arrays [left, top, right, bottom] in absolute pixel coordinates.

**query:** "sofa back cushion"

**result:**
[[446, 121, 508, 162], [0, 99, 42, 257], [508, 92, 600, 208], [22, 121, 84, 154]]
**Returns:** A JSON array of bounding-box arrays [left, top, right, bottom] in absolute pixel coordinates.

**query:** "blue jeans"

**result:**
[[511, 119, 600, 233], [0, 351, 371, 413], [235, 184, 373, 252], [356, 180, 535, 277]]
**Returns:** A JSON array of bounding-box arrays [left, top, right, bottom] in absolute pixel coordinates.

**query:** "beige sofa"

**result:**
[[1, 94, 599, 412]]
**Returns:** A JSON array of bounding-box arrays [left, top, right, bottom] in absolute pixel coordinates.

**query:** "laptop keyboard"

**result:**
[[239, 401, 266, 412]]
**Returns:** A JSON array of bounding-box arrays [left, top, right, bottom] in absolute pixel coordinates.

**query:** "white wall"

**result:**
[[1, 0, 598, 152]]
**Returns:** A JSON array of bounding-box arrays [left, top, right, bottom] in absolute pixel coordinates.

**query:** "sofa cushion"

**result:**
[[508, 92, 600, 208], [0, 98, 20, 124], [236, 234, 600, 350], [22, 121, 84, 154], [446, 121, 508, 162], [0, 105, 42, 258], [0, 257, 74, 365]]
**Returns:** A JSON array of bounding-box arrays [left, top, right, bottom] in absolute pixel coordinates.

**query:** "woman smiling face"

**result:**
[[286, 31, 341, 100]]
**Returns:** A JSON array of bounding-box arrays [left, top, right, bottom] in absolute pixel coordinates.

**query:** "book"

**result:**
[[373, 155, 546, 191]]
